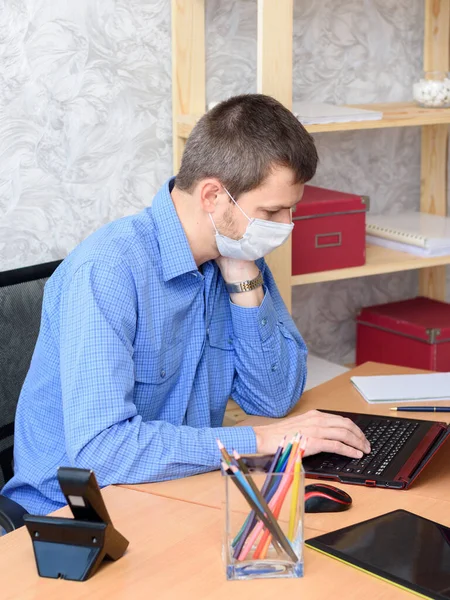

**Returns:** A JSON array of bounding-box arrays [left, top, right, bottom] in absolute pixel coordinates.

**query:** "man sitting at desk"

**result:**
[[3, 94, 370, 515]]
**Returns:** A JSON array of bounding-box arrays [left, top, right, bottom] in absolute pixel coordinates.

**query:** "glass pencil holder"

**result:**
[[222, 455, 304, 581]]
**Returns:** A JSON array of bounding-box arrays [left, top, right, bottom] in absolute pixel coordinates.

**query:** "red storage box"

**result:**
[[292, 185, 368, 276], [356, 296, 450, 371]]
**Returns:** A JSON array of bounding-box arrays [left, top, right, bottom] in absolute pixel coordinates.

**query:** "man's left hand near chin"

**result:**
[[215, 256, 260, 284]]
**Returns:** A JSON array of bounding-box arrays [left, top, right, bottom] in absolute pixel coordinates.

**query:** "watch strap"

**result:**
[[225, 271, 264, 294]]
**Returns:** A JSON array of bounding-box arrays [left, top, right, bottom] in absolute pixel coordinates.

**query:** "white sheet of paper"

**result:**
[[351, 373, 450, 404], [292, 101, 383, 124]]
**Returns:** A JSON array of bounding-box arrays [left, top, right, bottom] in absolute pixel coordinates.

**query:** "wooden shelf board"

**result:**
[[304, 102, 450, 133], [176, 102, 450, 139], [291, 244, 450, 286]]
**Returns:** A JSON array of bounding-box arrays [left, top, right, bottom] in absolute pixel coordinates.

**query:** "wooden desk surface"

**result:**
[[2, 362, 449, 599], [1, 484, 449, 600], [124, 362, 450, 508]]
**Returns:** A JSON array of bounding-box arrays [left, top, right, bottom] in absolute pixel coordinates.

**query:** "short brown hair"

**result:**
[[175, 94, 318, 198]]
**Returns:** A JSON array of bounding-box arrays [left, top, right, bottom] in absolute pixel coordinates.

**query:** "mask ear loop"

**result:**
[[223, 187, 252, 221], [209, 213, 219, 234]]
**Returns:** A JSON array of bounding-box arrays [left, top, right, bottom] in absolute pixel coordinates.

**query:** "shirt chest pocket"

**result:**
[[207, 309, 235, 352], [134, 341, 183, 384], [208, 329, 235, 351]]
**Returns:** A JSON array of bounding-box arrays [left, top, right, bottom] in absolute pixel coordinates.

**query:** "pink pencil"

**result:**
[[239, 437, 307, 561], [256, 438, 307, 559], [239, 452, 296, 560]]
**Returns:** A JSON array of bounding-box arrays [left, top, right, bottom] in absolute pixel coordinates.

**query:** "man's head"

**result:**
[[172, 94, 318, 263]]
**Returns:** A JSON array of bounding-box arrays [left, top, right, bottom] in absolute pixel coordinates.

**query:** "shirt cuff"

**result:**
[[206, 426, 257, 466], [229, 287, 277, 343]]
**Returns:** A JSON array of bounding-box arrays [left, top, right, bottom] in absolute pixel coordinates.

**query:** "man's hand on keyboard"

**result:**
[[253, 409, 371, 458]]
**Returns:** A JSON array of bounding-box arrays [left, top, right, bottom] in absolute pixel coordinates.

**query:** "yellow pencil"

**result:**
[[288, 449, 301, 541]]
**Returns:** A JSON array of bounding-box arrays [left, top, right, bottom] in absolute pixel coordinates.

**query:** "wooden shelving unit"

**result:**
[[292, 245, 450, 286], [172, 0, 450, 312], [176, 102, 450, 139]]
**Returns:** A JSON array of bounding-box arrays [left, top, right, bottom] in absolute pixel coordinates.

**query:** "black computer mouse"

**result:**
[[304, 483, 352, 513]]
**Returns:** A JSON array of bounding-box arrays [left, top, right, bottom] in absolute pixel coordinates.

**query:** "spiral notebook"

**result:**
[[366, 212, 450, 256]]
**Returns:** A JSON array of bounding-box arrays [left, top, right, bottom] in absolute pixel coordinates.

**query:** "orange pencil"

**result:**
[[254, 453, 296, 558], [257, 437, 307, 559], [237, 434, 299, 561], [253, 435, 301, 559]]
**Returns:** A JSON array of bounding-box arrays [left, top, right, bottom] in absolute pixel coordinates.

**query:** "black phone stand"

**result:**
[[23, 467, 129, 581]]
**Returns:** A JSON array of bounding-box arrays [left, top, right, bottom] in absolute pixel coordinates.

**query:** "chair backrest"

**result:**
[[0, 260, 62, 489]]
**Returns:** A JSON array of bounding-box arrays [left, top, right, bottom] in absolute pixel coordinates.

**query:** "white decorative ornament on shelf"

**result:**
[[412, 71, 450, 108]]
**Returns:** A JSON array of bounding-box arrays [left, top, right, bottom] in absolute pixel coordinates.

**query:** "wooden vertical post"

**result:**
[[257, 0, 294, 312], [419, 0, 450, 300], [172, 0, 205, 173]]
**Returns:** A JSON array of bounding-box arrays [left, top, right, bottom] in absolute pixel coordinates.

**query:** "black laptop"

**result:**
[[302, 410, 450, 489]]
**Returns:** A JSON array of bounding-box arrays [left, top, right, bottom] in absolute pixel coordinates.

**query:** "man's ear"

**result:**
[[197, 179, 225, 214]]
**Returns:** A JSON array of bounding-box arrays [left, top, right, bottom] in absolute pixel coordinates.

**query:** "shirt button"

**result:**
[[271, 364, 278, 372], [160, 369, 166, 378], [261, 317, 268, 326], [228, 337, 233, 345]]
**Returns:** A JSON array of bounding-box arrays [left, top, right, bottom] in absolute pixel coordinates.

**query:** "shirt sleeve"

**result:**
[[229, 259, 308, 418], [59, 260, 257, 487]]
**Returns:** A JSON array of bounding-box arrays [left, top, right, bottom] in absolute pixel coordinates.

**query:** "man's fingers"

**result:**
[[309, 426, 369, 454], [304, 438, 364, 459], [293, 412, 369, 450]]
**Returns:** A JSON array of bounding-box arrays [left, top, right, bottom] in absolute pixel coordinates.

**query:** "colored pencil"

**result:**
[[239, 444, 299, 561], [231, 449, 296, 562], [228, 463, 298, 562], [254, 451, 297, 559], [232, 437, 285, 555], [276, 438, 294, 472], [222, 462, 286, 558], [258, 437, 307, 559], [260, 433, 297, 507], [216, 439, 233, 464], [288, 451, 302, 541]]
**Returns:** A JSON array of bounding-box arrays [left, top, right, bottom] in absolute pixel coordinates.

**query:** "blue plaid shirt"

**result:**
[[3, 178, 307, 515]]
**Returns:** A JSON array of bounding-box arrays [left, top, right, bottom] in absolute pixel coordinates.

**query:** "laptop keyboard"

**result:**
[[315, 418, 421, 478]]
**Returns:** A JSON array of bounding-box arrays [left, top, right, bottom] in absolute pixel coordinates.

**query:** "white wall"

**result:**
[[1, 0, 446, 363]]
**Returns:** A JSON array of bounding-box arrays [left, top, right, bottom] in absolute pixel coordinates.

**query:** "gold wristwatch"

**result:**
[[225, 271, 263, 293]]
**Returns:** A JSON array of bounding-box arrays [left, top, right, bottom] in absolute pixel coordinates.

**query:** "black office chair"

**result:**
[[0, 259, 62, 532]]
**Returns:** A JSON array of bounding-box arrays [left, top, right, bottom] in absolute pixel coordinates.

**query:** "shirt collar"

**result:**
[[150, 177, 198, 282]]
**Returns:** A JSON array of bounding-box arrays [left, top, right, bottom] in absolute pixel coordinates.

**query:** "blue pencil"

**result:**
[[263, 435, 298, 502], [226, 463, 298, 562], [232, 437, 286, 557], [222, 462, 285, 558]]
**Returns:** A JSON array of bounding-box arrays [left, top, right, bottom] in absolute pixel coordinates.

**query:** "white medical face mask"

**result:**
[[209, 188, 294, 261]]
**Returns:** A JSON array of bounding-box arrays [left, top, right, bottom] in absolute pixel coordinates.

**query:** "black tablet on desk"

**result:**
[[306, 510, 450, 600]]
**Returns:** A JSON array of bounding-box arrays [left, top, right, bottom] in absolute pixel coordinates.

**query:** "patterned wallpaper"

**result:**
[[1, 0, 446, 363], [0, 0, 172, 268]]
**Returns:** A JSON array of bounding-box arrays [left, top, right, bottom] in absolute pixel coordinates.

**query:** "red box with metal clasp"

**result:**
[[356, 296, 450, 371], [292, 185, 368, 275]]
